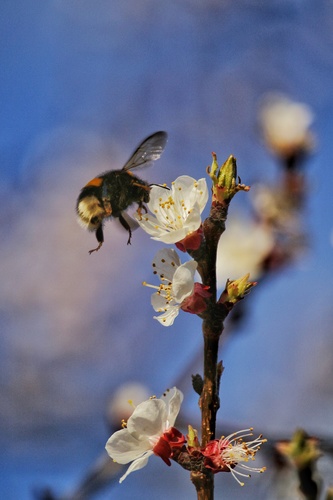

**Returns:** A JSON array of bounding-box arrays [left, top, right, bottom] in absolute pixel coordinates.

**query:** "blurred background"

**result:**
[[1, 0, 333, 498]]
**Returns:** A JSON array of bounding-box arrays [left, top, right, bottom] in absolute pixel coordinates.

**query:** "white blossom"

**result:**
[[144, 248, 197, 326], [136, 175, 208, 243], [105, 387, 184, 483]]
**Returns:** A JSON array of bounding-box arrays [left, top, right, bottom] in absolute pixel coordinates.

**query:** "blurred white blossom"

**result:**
[[106, 382, 151, 427], [252, 184, 301, 234], [259, 94, 314, 157], [136, 175, 208, 244], [217, 217, 274, 288]]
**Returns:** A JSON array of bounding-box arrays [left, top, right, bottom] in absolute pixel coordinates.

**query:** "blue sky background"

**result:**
[[1, 1, 333, 498]]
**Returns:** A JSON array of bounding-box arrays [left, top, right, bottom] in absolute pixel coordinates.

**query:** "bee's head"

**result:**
[[77, 193, 106, 231]]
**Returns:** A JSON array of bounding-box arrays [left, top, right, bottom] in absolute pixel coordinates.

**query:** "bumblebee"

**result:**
[[76, 131, 168, 254]]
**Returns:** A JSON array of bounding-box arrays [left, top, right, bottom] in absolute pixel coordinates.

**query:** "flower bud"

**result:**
[[208, 153, 249, 204], [218, 155, 237, 196], [220, 273, 256, 305], [276, 429, 321, 469], [187, 425, 200, 449]]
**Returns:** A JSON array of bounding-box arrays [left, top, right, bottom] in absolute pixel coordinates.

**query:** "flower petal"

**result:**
[[105, 428, 151, 464], [153, 305, 180, 326], [171, 261, 197, 302], [172, 176, 208, 213], [152, 248, 181, 281], [127, 398, 167, 437], [195, 178, 209, 212], [161, 388, 183, 427], [135, 213, 166, 237], [119, 451, 154, 483], [151, 227, 189, 244], [151, 292, 175, 312]]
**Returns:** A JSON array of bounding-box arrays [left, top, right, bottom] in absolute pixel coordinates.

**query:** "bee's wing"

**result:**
[[122, 131, 168, 171]]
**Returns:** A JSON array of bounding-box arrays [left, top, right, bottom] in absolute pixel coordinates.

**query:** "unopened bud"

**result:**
[[218, 155, 237, 195], [276, 428, 321, 469], [220, 273, 256, 305], [207, 153, 249, 204], [187, 425, 200, 448]]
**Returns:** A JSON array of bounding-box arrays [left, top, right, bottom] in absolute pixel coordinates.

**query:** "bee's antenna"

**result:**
[[149, 183, 170, 190]]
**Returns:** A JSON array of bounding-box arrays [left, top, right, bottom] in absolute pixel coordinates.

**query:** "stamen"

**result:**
[[142, 282, 160, 291]]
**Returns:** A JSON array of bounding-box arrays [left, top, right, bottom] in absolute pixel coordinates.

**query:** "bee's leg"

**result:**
[[89, 225, 104, 254], [119, 214, 132, 245], [136, 202, 148, 219]]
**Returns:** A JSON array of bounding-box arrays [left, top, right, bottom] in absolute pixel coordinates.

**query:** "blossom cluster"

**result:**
[[105, 388, 266, 485], [102, 149, 273, 493], [135, 175, 211, 325]]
